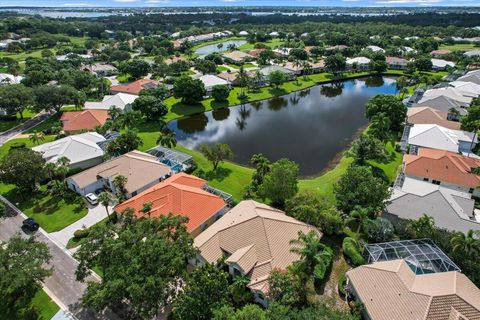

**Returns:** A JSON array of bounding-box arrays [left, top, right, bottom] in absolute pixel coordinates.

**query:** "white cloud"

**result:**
[[376, 0, 442, 4], [62, 2, 99, 6]]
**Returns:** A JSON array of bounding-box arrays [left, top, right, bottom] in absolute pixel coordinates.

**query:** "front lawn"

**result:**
[[0, 109, 37, 133], [2, 184, 88, 232], [31, 289, 60, 320], [0, 136, 56, 159], [439, 43, 477, 51]]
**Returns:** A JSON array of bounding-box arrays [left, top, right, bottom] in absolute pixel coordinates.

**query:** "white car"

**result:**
[[85, 193, 98, 205]]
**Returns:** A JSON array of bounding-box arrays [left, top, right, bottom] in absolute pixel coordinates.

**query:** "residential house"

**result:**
[[216, 72, 241, 85], [346, 57, 371, 70], [272, 48, 291, 57], [84, 63, 118, 77], [406, 124, 477, 155], [385, 177, 480, 233], [449, 81, 480, 98], [431, 58, 456, 71], [406, 107, 461, 130], [0, 73, 23, 85], [67, 150, 172, 198], [457, 69, 480, 85], [222, 50, 253, 64], [325, 45, 349, 51], [402, 148, 480, 196], [401, 46, 416, 54], [269, 31, 279, 37], [192, 200, 321, 306], [248, 48, 267, 57], [346, 259, 480, 320], [464, 49, 480, 58], [60, 110, 109, 134], [238, 31, 249, 36], [430, 49, 451, 58], [113, 173, 227, 237], [258, 65, 295, 85], [413, 96, 468, 118], [84, 93, 138, 112], [164, 56, 187, 65], [56, 53, 93, 61], [198, 74, 229, 95], [421, 87, 473, 107], [110, 79, 160, 95], [386, 56, 409, 70], [32, 132, 106, 170], [366, 45, 385, 53]]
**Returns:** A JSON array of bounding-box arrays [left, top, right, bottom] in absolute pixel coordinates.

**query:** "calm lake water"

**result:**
[[195, 40, 248, 56], [168, 76, 398, 177]]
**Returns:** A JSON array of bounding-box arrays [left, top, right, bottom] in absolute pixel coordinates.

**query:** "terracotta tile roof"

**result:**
[[404, 148, 480, 188], [110, 79, 160, 95], [216, 72, 239, 82], [113, 172, 226, 233], [69, 150, 172, 194], [431, 49, 452, 56], [60, 110, 109, 133], [347, 259, 480, 320], [194, 200, 321, 294], [407, 107, 461, 130], [386, 56, 409, 65], [248, 48, 267, 57]]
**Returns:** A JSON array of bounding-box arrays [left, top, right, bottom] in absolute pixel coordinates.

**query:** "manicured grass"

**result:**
[[31, 289, 60, 320], [3, 184, 88, 232], [116, 73, 132, 83], [238, 39, 285, 51], [216, 65, 229, 72], [0, 109, 36, 133], [439, 43, 477, 51], [191, 36, 246, 51], [0, 137, 56, 159], [66, 217, 109, 249], [25, 113, 61, 133], [227, 63, 257, 69]]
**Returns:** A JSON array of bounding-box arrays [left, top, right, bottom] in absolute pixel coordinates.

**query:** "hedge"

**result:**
[[73, 228, 90, 239], [342, 237, 365, 266]]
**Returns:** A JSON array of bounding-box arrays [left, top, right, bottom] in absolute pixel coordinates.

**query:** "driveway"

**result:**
[[50, 204, 113, 248], [0, 196, 115, 319]]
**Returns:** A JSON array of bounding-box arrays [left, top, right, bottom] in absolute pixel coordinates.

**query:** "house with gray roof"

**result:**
[[384, 177, 480, 233], [258, 65, 294, 85]]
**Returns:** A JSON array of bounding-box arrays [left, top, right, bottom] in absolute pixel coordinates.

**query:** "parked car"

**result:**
[[85, 193, 98, 205], [22, 218, 39, 232]]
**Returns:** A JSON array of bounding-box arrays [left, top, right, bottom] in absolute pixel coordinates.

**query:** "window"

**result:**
[[423, 178, 429, 182], [469, 188, 474, 194], [432, 180, 441, 185]]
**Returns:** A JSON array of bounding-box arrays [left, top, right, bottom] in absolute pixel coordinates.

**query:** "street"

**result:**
[[0, 110, 51, 145], [0, 196, 118, 320]]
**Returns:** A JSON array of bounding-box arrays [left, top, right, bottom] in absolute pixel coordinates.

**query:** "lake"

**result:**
[[168, 76, 398, 177], [195, 40, 248, 57]]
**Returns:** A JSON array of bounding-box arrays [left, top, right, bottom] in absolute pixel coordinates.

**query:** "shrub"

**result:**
[[211, 85, 231, 102], [0, 115, 17, 121], [9, 142, 26, 150], [364, 218, 395, 243], [342, 237, 365, 266], [73, 228, 90, 239]]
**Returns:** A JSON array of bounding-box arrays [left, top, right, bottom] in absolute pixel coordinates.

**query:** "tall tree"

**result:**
[[0, 148, 45, 192], [156, 129, 177, 149], [173, 76, 206, 105], [74, 215, 195, 319], [451, 230, 480, 256], [347, 134, 387, 165], [0, 235, 52, 319], [97, 192, 112, 219], [113, 175, 128, 201], [0, 84, 33, 119], [365, 94, 406, 132], [173, 264, 230, 320], [28, 130, 45, 146], [199, 143, 234, 170], [258, 159, 299, 207]]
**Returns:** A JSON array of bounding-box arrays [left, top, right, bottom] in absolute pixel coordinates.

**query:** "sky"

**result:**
[[2, 0, 479, 8]]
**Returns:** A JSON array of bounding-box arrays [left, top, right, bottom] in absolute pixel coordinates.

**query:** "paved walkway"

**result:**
[[50, 204, 112, 248]]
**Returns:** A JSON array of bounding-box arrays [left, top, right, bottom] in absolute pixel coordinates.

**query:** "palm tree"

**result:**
[[44, 162, 57, 181], [238, 67, 248, 96], [140, 202, 153, 218], [29, 130, 45, 145], [156, 129, 177, 149], [396, 76, 409, 98], [302, 61, 312, 81], [292, 58, 302, 84], [108, 106, 122, 123], [98, 192, 112, 219], [451, 230, 480, 256], [113, 175, 128, 201], [346, 206, 372, 233], [121, 111, 141, 129]]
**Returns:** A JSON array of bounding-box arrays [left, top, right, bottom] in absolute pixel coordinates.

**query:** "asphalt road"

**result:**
[[0, 197, 118, 320], [0, 110, 51, 145]]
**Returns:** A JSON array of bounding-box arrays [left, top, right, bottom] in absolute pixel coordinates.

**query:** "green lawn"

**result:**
[[0, 109, 36, 133], [0, 137, 88, 233], [216, 65, 229, 72], [25, 113, 61, 134], [227, 63, 257, 69], [439, 43, 477, 51], [238, 39, 285, 51], [31, 289, 60, 320], [191, 36, 246, 51]]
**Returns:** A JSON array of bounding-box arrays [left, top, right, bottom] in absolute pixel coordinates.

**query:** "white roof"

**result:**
[[0, 73, 23, 84], [449, 81, 480, 98], [56, 53, 93, 61], [346, 57, 371, 65], [366, 45, 385, 53], [402, 46, 416, 53], [421, 87, 472, 105], [464, 50, 480, 57], [431, 58, 455, 68], [269, 31, 279, 36], [273, 48, 291, 56], [84, 93, 138, 111], [457, 70, 480, 85], [199, 74, 228, 88], [32, 132, 105, 165], [239, 31, 249, 36], [408, 124, 477, 153]]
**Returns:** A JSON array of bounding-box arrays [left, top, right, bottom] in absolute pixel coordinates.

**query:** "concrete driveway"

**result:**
[[50, 204, 113, 248]]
